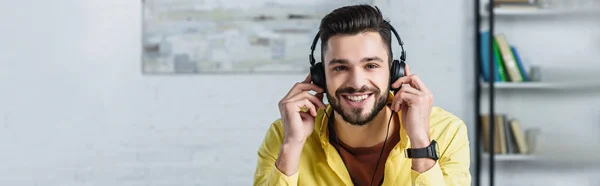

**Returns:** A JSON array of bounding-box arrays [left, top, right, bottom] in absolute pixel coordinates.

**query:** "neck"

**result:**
[[333, 106, 398, 148]]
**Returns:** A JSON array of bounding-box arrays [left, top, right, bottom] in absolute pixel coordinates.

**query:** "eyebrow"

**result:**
[[327, 56, 384, 66]]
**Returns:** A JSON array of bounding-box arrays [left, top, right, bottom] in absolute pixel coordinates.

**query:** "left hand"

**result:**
[[390, 64, 434, 147]]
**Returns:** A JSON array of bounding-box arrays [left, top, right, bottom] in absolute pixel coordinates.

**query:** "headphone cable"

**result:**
[[370, 111, 394, 186]]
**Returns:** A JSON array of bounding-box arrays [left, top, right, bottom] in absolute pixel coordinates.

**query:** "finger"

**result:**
[[391, 89, 406, 112], [284, 93, 320, 116], [398, 93, 419, 106], [296, 99, 318, 117], [391, 74, 430, 93], [285, 98, 317, 116], [391, 75, 412, 89], [391, 94, 403, 112], [302, 72, 312, 83], [408, 74, 431, 93], [299, 111, 314, 119], [315, 92, 324, 101], [390, 64, 413, 89], [288, 91, 327, 110], [315, 93, 325, 107], [294, 83, 324, 93], [285, 83, 324, 98], [398, 85, 422, 95], [391, 90, 414, 112]]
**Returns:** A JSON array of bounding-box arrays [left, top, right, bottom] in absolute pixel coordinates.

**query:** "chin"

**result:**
[[336, 102, 381, 126], [343, 111, 375, 126], [327, 86, 389, 126]]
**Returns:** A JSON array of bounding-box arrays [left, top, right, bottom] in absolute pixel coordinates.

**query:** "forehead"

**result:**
[[324, 31, 387, 65]]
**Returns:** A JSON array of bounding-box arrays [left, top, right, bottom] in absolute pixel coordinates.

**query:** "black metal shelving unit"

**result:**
[[474, 0, 495, 186]]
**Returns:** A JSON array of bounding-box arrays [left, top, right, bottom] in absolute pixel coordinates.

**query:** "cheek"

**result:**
[[329, 84, 344, 95], [325, 77, 339, 94], [370, 70, 391, 89], [325, 73, 343, 92]]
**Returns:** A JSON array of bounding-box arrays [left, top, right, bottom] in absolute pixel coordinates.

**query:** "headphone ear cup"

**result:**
[[389, 60, 406, 92], [310, 62, 327, 92]]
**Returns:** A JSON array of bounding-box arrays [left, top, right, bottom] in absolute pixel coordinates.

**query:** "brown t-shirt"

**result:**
[[329, 124, 401, 186]]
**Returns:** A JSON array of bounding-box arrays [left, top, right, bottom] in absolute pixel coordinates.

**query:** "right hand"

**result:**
[[278, 73, 327, 144]]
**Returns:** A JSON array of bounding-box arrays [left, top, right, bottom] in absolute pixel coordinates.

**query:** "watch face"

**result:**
[[433, 140, 440, 159]]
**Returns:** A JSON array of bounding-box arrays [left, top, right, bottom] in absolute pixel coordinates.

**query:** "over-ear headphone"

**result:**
[[308, 20, 406, 93]]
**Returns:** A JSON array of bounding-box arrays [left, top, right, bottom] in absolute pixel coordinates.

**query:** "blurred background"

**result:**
[[0, 0, 599, 185]]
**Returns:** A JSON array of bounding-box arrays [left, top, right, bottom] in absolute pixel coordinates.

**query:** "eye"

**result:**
[[333, 66, 347, 72], [366, 63, 379, 69]]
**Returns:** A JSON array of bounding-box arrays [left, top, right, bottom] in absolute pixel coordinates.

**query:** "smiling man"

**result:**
[[254, 4, 471, 186]]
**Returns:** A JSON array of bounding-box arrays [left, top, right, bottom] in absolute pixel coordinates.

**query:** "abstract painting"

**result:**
[[142, 0, 374, 74]]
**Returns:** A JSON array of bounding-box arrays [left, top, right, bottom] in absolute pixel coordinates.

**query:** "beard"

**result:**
[[327, 85, 389, 126]]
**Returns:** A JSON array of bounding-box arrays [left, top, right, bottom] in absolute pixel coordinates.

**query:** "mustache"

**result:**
[[335, 85, 380, 95]]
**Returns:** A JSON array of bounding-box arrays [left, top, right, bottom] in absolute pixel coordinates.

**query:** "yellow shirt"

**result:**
[[253, 94, 471, 186]]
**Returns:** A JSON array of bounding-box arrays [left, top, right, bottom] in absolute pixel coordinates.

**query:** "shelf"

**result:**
[[481, 7, 600, 17], [480, 81, 600, 90], [482, 154, 536, 161]]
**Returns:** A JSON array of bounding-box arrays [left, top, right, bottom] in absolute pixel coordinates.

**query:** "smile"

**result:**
[[342, 93, 373, 103]]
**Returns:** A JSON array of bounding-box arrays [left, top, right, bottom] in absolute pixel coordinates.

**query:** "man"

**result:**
[[254, 4, 471, 186]]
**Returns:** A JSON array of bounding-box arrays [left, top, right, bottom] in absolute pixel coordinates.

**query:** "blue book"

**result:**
[[511, 46, 529, 81], [480, 31, 501, 82]]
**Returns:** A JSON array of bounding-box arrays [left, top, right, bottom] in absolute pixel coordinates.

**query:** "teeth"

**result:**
[[345, 95, 368, 102]]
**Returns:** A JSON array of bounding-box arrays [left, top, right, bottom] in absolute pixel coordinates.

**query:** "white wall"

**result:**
[[0, 0, 597, 185], [0, 1, 284, 185]]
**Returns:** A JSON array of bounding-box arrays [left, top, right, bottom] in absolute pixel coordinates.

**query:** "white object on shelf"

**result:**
[[482, 154, 536, 161], [480, 81, 600, 89]]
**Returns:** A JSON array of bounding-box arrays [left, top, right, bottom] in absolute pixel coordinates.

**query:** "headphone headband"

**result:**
[[309, 30, 320, 66], [309, 21, 405, 66]]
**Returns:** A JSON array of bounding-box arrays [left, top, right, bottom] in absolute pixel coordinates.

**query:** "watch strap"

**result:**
[[406, 140, 439, 160], [406, 147, 430, 158]]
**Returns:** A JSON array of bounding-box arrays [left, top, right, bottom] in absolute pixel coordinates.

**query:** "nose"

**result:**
[[345, 68, 369, 90]]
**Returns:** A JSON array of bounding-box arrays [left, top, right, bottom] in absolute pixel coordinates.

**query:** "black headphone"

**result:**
[[308, 20, 406, 93]]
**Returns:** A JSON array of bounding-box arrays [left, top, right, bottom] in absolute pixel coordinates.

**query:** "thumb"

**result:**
[[300, 112, 316, 121]]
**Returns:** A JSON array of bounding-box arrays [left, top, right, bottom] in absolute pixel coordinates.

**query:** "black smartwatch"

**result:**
[[406, 140, 439, 161]]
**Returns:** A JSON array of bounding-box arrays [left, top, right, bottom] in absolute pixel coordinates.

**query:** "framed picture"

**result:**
[[141, 0, 373, 74]]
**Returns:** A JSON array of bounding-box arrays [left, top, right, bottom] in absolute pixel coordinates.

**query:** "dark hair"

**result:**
[[318, 4, 393, 66]]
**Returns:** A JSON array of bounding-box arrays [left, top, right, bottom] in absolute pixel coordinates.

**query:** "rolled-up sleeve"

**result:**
[[254, 120, 299, 186], [410, 120, 472, 186], [411, 162, 444, 185]]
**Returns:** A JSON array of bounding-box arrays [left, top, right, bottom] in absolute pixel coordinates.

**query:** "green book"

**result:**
[[493, 38, 508, 82]]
